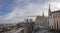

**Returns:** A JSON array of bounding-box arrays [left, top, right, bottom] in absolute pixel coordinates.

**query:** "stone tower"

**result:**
[[48, 4, 51, 15], [42, 12, 44, 20], [48, 4, 51, 28]]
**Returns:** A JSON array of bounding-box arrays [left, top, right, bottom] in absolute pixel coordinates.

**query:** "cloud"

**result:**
[[1, 0, 60, 23], [0, 0, 49, 23]]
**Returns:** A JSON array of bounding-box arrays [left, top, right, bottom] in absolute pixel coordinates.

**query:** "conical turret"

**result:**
[[48, 4, 51, 13]]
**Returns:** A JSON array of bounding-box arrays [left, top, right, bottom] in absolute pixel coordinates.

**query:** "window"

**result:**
[[52, 14, 54, 18], [49, 15, 52, 18], [58, 13, 60, 17], [49, 14, 54, 18]]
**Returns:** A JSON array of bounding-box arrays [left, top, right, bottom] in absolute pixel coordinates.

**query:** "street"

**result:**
[[3, 27, 60, 33], [3, 28, 24, 33], [32, 28, 60, 33]]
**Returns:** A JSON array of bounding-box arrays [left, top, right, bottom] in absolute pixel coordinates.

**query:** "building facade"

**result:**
[[48, 5, 60, 30], [35, 14, 48, 28]]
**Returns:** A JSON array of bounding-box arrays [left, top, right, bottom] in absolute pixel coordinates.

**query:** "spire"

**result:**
[[42, 12, 44, 20], [48, 4, 51, 13], [43, 12, 44, 17]]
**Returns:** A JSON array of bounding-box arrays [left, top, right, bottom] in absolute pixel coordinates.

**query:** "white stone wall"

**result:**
[[58, 18, 60, 29], [49, 18, 54, 29]]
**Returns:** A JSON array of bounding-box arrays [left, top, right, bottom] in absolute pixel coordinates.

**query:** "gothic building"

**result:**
[[48, 4, 60, 30], [35, 13, 48, 28]]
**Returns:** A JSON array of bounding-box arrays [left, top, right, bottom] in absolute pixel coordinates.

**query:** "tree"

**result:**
[[29, 19, 33, 22], [16, 23, 22, 28], [24, 18, 28, 22]]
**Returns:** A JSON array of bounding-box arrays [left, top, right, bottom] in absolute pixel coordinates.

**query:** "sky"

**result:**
[[0, 0, 60, 23]]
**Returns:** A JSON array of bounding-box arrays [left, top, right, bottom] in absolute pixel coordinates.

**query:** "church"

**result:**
[[48, 4, 60, 30], [35, 13, 48, 28]]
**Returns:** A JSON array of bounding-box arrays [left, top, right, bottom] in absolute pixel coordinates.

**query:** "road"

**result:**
[[32, 28, 60, 33], [12, 28, 24, 33], [4, 28, 24, 33], [35, 28, 53, 33]]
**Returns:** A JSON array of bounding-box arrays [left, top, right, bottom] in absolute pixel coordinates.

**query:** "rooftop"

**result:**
[[51, 10, 60, 13]]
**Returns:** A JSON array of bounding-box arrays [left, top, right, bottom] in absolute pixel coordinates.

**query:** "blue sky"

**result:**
[[0, 0, 60, 23], [0, 0, 15, 16]]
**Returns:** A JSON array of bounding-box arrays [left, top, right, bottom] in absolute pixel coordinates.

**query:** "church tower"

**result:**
[[48, 4, 51, 28], [48, 4, 51, 16], [42, 12, 44, 20]]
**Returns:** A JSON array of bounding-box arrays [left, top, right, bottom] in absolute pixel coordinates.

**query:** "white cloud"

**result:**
[[1, 0, 60, 23]]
